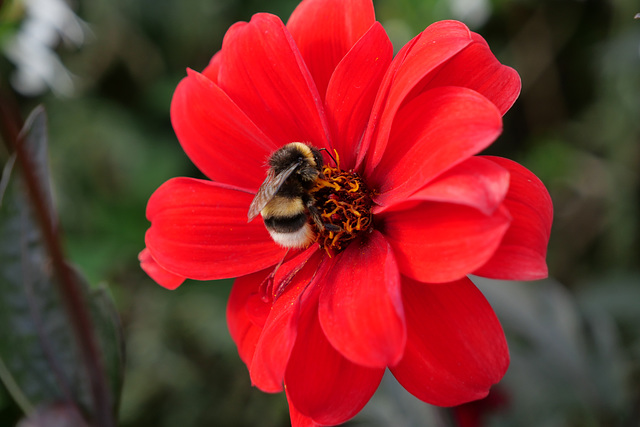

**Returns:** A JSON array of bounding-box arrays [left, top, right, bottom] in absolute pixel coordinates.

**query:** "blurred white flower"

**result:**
[[447, 0, 492, 29], [3, 0, 88, 96]]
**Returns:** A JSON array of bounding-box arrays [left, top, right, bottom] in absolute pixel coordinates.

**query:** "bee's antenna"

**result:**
[[319, 148, 338, 167]]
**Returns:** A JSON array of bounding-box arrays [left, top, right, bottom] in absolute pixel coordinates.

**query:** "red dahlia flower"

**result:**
[[139, 0, 553, 425]]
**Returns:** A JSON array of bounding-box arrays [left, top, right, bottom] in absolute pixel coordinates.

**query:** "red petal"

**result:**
[[287, 0, 375, 100], [390, 276, 509, 407], [285, 304, 384, 425], [324, 22, 392, 170], [287, 390, 323, 427], [218, 13, 331, 149], [145, 177, 286, 280], [201, 51, 222, 84], [227, 269, 271, 366], [370, 86, 502, 206], [250, 247, 323, 392], [224, 251, 317, 370], [473, 156, 553, 280], [359, 20, 475, 171], [171, 69, 277, 189], [318, 230, 405, 368], [375, 156, 510, 216], [138, 248, 185, 290], [380, 202, 511, 283], [412, 34, 521, 116]]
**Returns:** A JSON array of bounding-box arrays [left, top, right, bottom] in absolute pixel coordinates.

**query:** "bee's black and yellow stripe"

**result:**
[[262, 143, 322, 248], [250, 142, 324, 248], [262, 196, 306, 231], [261, 187, 315, 248]]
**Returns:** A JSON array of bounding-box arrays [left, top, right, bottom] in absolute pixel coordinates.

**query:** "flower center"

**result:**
[[310, 162, 373, 255]]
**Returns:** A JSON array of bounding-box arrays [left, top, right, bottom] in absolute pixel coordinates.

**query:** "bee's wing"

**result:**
[[247, 161, 300, 222]]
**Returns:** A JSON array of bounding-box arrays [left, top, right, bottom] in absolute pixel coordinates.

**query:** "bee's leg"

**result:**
[[259, 248, 290, 302], [308, 204, 343, 233], [324, 223, 342, 232], [308, 204, 325, 230]]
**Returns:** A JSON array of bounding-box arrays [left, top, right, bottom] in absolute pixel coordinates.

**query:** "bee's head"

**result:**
[[297, 155, 322, 182], [309, 147, 324, 181], [270, 142, 324, 182], [304, 145, 325, 181]]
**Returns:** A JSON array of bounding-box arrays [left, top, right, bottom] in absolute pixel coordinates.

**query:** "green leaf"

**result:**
[[86, 282, 125, 415], [0, 107, 124, 420]]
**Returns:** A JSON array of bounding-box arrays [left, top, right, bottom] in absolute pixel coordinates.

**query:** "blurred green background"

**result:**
[[0, 0, 639, 425]]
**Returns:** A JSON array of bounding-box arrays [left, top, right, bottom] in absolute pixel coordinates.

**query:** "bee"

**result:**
[[247, 142, 334, 248]]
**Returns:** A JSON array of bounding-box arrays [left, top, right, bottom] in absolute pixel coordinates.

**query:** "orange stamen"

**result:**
[[310, 163, 373, 256]]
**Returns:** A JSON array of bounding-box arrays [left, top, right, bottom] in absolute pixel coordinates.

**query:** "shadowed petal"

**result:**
[[380, 201, 511, 283], [218, 13, 331, 149], [287, 390, 323, 427], [318, 230, 405, 368], [145, 177, 286, 280], [473, 156, 553, 280], [390, 276, 509, 406], [171, 69, 277, 189], [227, 269, 271, 366], [374, 156, 510, 216], [285, 304, 384, 425], [139, 248, 185, 290], [287, 0, 375, 100], [201, 51, 222, 84], [370, 86, 502, 206], [324, 22, 392, 169], [250, 247, 323, 392]]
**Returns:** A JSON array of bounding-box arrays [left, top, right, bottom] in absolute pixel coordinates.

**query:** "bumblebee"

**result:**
[[247, 142, 329, 248]]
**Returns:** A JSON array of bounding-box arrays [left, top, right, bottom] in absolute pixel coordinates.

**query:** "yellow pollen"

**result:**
[[310, 160, 373, 256]]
